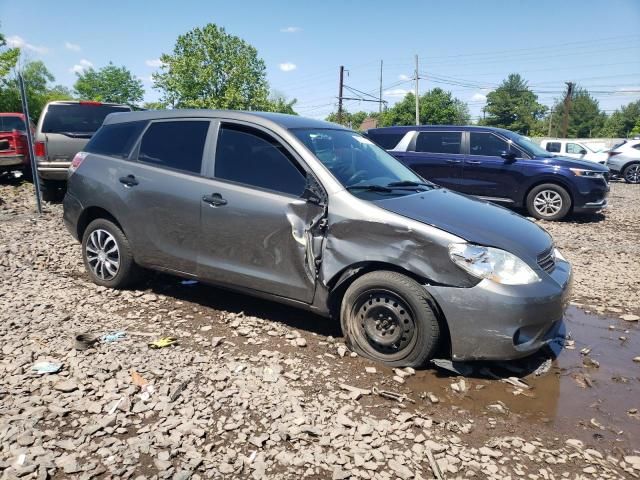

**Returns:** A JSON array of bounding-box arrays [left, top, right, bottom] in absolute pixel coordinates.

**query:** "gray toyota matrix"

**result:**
[[63, 110, 572, 367]]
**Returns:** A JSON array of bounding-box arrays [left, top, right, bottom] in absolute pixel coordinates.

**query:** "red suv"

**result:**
[[0, 113, 35, 180]]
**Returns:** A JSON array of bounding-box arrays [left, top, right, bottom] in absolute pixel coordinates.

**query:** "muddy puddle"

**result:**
[[407, 306, 640, 449]]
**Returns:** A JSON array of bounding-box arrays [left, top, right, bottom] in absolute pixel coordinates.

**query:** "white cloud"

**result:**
[[398, 74, 411, 81], [6, 35, 48, 54], [384, 88, 411, 97], [64, 41, 81, 51], [280, 26, 301, 33], [145, 58, 164, 68], [471, 92, 487, 102], [279, 62, 297, 72], [69, 59, 93, 74]]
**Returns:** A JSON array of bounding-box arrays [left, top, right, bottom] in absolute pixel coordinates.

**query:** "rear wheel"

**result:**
[[526, 183, 571, 221], [340, 271, 441, 367], [623, 163, 640, 184]]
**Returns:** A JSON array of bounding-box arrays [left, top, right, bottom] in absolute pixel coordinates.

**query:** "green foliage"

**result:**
[[0, 60, 73, 119], [483, 74, 546, 135], [74, 63, 144, 105], [547, 86, 605, 138], [264, 91, 298, 115], [0, 29, 19, 79], [377, 89, 470, 127], [598, 100, 640, 137], [153, 23, 270, 110], [325, 110, 372, 130], [142, 101, 167, 110]]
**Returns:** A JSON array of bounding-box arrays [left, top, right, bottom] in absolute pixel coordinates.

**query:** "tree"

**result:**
[[265, 91, 298, 115], [74, 63, 144, 105], [153, 23, 270, 110], [0, 28, 19, 79], [325, 110, 372, 130], [599, 100, 640, 137], [483, 74, 546, 135], [378, 88, 469, 127], [548, 86, 605, 138], [142, 101, 167, 110]]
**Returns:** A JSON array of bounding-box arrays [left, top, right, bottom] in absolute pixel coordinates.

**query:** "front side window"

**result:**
[[85, 121, 146, 158], [415, 131, 462, 154], [566, 143, 585, 154], [138, 120, 209, 174], [469, 132, 510, 157], [214, 123, 306, 196], [545, 142, 561, 153]]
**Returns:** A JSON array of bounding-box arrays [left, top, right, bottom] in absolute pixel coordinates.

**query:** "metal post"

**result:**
[[18, 73, 42, 215], [337, 66, 344, 125], [414, 55, 419, 125], [561, 82, 574, 139]]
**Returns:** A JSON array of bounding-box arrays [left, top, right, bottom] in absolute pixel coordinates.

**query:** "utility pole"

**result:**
[[337, 65, 345, 124], [548, 111, 554, 137], [414, 55, 419, 125], [561, 82, 574, 138], [379, 60, 383, 115]]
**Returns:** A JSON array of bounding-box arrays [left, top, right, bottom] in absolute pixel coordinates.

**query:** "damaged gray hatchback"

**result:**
[[63, 110, 572, 367]]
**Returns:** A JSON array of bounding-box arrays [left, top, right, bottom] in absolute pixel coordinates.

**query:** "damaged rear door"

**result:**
[[196, 121, 325, 303]]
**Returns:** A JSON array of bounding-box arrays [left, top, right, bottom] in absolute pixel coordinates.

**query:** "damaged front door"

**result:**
[[196, 122, 325, 303]]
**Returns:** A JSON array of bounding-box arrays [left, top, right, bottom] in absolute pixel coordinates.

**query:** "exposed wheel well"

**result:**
[[326, 261, 451, 356], [76, 206, 123, 240], [523, 180, 574, 211]]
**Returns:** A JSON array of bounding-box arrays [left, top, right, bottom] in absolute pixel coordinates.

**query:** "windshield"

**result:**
[[292, 128, 430, 196], [42, 104, 130, 134], [510, 132, 554, 158], [0, 116, 26, 132]]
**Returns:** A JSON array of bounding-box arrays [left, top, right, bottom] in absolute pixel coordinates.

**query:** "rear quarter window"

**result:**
[[84, 121, 147, 158], [365, 132, 405, 150]]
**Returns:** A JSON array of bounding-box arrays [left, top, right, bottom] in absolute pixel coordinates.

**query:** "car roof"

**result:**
[[46, 100, 131, 107], [102, 109, 347, 131], [365, 125, 518, 135]]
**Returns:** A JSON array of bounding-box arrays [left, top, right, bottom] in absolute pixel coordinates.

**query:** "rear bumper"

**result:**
[[38, 161, 71, 180], [0, 154, 27, 168], [425, 259, 572, 361], [63, 192, 83, 241]]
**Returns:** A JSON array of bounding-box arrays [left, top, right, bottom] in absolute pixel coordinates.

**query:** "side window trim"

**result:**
[[132, 118, 212, 176], [408, 130, 464, 154]]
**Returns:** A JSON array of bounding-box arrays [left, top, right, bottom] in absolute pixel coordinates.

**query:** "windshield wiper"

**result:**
[[59, 132, 94, 138], [346, 184, 393, 193], [386, 180, 434, 189]]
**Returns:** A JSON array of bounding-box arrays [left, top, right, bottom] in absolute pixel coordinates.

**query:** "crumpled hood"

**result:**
[[376, 188, 553, 262]]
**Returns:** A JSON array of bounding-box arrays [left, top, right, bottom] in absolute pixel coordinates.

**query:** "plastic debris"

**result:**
[[181, 279, 198, 285], [431, 358, 474, 376], [131, 370, 148, 387], [372, 386, 415, 403], [533, 358, 553, 376], [148, 336, 178, 349], [101, 331, 126, 343], [107, 397, 123, 415], [31, 361, 62, 375]]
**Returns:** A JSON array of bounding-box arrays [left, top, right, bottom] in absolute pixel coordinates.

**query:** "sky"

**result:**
[[1, 0, 639, 121]]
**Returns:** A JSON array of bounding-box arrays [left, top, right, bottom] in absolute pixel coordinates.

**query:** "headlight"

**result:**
[[448, 243, 540, 285], [569, 168, 605, 179], [553, 247, 566, 262]]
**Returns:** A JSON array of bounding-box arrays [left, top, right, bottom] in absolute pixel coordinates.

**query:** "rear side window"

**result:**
[[85, 121, 146, 158], [365, 132, 405, 150], [138, 121, 209, 174], [545, 142, 561, 153], [415, 131, 462, 154], [469, 132, 509, 157], [41, 104, 131, 134], [0, 116, 26, 132], [214, 123, 306, 196]]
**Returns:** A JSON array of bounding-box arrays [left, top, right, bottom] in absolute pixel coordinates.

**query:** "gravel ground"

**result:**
[[1, 179, 639, 480]]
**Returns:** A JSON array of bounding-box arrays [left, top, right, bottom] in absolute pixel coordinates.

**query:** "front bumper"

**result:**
[[38, 161, 71, 180], [425, 259, 572, 361], [574, 198, 608, 213]]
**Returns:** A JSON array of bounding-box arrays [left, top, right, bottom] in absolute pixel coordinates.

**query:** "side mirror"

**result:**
[[579, 149, 587, 155], [500, 151, 517, 161], [301, 175, 326, 205]]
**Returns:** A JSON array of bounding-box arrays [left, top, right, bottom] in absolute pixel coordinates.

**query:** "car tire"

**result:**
[[81, 218, 141, 288], [340, 270, 441, 367], [526, 183, 572, 221], [622, 163, 640, 184]]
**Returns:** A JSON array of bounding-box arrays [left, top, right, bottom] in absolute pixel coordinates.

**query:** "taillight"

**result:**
[[69, 152, 88, 176], [34, 141, 46, 159], [12, 131, 26, 154]]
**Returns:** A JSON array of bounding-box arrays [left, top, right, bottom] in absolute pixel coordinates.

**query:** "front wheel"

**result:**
[[340, 271, 441, 367], [526, 183, 571, 221], [623, 163, 640, 184]]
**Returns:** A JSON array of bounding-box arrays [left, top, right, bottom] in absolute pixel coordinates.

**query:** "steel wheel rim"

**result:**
[[352, 289, 417, 356], [85, 229, 120, 280], [533, 190, 563, 217], [625, 165, 640, 183]]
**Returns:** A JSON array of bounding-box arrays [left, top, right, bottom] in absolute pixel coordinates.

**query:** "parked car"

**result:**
[[540, 139, 608, 164], [63, 110, 572, 367], [0, 113, 35, 179], [365, 126, 610, 221], [605, 139, 640, 183], [34, 100, 132, 200]]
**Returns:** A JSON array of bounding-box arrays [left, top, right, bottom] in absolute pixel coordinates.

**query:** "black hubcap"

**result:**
[[354, 290, 415, 354]]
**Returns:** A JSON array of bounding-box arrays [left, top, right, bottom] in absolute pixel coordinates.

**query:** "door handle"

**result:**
[[465, 160, 482, 165], [446, 159, 463, 164], [202, 193, 227, 207], [119, 174, 138, 187]]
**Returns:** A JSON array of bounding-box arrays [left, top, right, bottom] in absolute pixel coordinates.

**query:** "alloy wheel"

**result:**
[[533, 190, 563, 218], [85, 229, 120, 280], [624, 164, 640, 184]]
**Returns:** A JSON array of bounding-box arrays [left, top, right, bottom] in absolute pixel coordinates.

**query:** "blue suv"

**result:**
[[364, 125, 610, 221]]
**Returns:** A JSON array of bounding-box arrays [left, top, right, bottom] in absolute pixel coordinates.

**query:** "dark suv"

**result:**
[[365, 125, 610, 221]]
